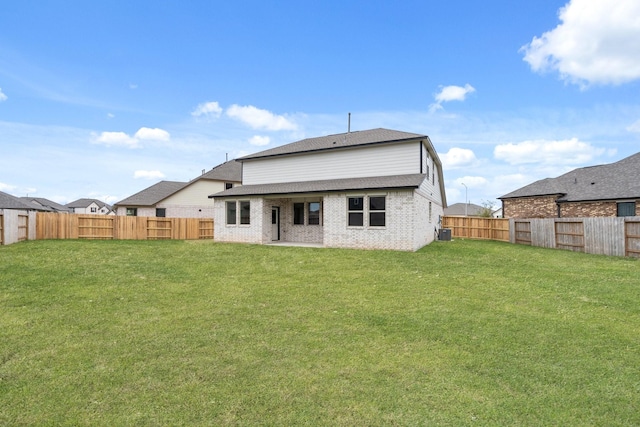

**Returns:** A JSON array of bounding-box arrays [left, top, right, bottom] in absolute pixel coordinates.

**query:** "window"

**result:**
[[617, 202, 636, 217], [226, 201, 236, 225], [225, 182, 234, 190], [348, 197, 364, 226], [293, 203, 305, 225], [156, 208, 166, 217], [369, 196, 386, 227], [240, 201, 251, 225], [308, 202, 321, 225], [90, 207, 97, 213], [126, 208, 137, 217]]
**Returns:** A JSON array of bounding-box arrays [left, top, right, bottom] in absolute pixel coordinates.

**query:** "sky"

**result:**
[[1, 0, 640, 208]]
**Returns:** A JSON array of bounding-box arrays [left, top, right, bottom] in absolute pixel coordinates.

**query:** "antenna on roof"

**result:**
[[226, 153, 228, 162], [348, 112, 351, 133]]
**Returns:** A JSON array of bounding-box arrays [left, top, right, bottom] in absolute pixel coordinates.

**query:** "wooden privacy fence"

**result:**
[[443, 215, 640, 258], [442, 216, 510, 241], [36, 213, 214, 241], [511, 217, 640, 258]]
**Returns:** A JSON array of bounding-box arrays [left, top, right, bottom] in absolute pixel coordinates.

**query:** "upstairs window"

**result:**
[[90, 207, 97, 213], [156, 208, 166, 217], [126, 208, 137, 217], [225, 182, 234, 190]]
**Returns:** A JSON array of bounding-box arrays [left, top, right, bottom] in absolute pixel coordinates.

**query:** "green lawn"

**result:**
[[1, 239, 639, 426]]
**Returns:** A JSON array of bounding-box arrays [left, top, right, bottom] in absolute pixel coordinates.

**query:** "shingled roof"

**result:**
[[499, 152, 640, 202], [239, 128, 428, 160], [199, 160, 242, 181], [0, 191, 36, 210], [115, 161, 242, 206], [115, 181, 188, 206], [210, 174, 427, 198], [21, 197, 70, 213]]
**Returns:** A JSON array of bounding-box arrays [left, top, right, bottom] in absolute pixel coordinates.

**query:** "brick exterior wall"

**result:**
[[503, 196, 558, 218], [214, 189, 443, 251], [214, 197, 265, 244], [504, 197, 640, 218], [116, 204, 215, 218], [559, 201, 617, 217]]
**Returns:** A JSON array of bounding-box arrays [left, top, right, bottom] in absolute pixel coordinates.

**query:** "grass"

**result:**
[[1, 239, 639, 426]]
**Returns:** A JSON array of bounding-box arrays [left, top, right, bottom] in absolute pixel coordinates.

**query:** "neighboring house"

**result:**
[[66, 199, 112, 215], [20, 197, 70, 213], [499, 152, 640, 218], [114, 160, 242, 218], [209, 128, 447, 251], [1, 191, 37, 211], [444, 202, 485, 216]]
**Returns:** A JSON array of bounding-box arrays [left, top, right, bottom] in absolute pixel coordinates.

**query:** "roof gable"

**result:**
[[115, 181, 188, 206]]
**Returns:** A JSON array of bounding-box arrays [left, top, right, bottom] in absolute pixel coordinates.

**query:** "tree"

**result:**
[[478, 200, 495, 218]]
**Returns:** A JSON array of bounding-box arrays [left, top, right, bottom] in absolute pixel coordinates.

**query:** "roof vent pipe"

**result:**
[[348, 112, 351, 133]]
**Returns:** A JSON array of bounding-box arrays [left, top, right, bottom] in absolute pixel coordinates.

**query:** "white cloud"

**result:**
[[92, 131, 140, 148], [521, 0, 640, 86], [226, 104, 297, 131], [107, 113, 115, 119], [627, 119, 640, 133], [92, 127, 170, 148], [129, 83, 138, 90], [430, 84, 475, 112], [0, 182, 16, 192], [134, 127, 170, 141], [456, 176, 488, 189], [0, 88, 7, 102], [249, 135, 270, 146], [494, 138, 604, 165], [133, 170, 166, 180], [191, 101, 223, 118], [440, 147, 479, 169]]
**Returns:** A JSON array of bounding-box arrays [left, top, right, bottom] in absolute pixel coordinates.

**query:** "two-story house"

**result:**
[[209, 128, 447, 251], [114, 160, 242, 218], [66, 199, 112, 215]]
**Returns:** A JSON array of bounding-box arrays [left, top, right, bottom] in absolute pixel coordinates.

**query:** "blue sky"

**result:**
[[1, 0, 640, 208]]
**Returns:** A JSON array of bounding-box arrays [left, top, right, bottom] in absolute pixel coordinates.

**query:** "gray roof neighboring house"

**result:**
[[198, 160, 242, 181], [239, 128, 434, 160], [115, 181, 188, 207], [0, 191, 37, 210], [444, 202, 485, 216], [211, 174, 427, 198], [499, 152, 640, 202], [66, 198, 112, 210], [114, 160, 242, 207], [20, 197, 70, 213]]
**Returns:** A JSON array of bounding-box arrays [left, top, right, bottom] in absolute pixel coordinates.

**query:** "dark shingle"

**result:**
[[115, 181, 188, 206], [239, 128, 427, 160], [210, 174, 427, 198], [499, 152, 640, 202], [0, 191, 36, 210]]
